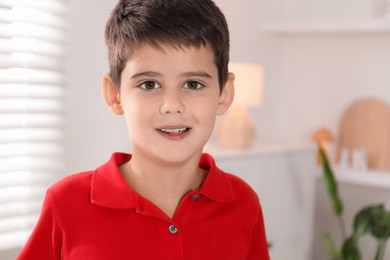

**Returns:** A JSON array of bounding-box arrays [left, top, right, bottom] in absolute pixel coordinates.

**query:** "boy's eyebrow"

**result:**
[[131, 71, 213, 79], [180, 71, 213, 79], [131, 71, 161, 79]]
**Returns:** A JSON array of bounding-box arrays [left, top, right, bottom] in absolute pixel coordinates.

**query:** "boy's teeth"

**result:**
[[160, 128, 188, 134]]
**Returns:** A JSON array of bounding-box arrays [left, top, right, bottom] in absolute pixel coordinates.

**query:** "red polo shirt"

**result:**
[[18, 153, 269, 260]]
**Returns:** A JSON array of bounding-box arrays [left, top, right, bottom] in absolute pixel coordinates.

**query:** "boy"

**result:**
[[18, 0, 269, 259]]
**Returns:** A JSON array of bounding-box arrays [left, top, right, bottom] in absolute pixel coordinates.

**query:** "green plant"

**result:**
[[318, 145, 390, 260]]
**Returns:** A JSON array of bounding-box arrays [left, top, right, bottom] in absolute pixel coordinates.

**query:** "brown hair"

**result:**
[[105, 0, 230, 91]]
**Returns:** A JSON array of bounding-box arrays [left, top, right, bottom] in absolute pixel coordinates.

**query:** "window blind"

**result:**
[[0, 0, 67, 251]]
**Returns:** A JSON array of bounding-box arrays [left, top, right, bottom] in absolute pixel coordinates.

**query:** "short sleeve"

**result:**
[[247, 203, 270, 260], [17, 190, 62, 260]]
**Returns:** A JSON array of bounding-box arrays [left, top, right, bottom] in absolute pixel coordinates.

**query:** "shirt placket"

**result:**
[[162, 191, 202, 260]]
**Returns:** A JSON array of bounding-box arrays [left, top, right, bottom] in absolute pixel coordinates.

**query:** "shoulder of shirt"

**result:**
[[48, 170, 93, 195], [216, 170, 263, 219], [221, 170, 260, 203]]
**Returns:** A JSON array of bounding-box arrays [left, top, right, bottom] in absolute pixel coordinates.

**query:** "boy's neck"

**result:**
[[119, 150, 207, 218]]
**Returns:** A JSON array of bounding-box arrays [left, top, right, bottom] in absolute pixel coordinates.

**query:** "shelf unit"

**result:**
[[259, 19, 390, 34], [330, 166, 390, 190]]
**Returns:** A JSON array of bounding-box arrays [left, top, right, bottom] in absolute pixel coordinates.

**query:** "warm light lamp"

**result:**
[[218, 62, 263, 148]]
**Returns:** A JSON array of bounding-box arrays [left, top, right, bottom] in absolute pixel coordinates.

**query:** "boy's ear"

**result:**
[[216, 72, 235, 115], [102, 73, 123, 115]]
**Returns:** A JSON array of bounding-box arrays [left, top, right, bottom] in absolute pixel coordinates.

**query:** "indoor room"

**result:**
[[1, 0, 389, 259]]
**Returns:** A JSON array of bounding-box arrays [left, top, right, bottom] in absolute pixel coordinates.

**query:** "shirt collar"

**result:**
[[91, 152, 235, 209], [198, 153, 235, 202]]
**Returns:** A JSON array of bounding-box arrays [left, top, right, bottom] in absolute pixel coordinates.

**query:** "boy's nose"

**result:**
[[159, 90, 185, 115]]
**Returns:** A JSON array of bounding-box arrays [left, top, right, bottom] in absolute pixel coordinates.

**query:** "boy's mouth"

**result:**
[[158, 127, 190, 134]]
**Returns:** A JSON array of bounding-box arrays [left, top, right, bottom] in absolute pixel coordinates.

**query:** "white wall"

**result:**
[[66, 0, 129, 173], [271, 34, 390, 143], [217, 0, 390, 145]]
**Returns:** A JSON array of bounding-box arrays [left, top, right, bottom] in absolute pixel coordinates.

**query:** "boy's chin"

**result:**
[[150, 146, 204, 165]]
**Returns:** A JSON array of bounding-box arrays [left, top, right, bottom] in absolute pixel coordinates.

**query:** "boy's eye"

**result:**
[[183, 81, 204, 90], [139, 81, 161, 90]]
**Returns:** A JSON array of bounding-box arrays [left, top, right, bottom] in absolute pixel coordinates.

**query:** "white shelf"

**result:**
[[206, 141, 390, 190], [259, 19, 390, 34], [319, 166, 390, 190]]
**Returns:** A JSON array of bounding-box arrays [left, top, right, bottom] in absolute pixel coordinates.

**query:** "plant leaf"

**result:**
[[323, 234, 342, 260], [341, 235, 361, 260], [371, 209, 390, 240], [354, 204, 384, 239], [319, 145, 343, 215]]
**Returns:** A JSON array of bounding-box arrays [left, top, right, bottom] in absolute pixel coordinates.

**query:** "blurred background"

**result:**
[[1, 0, 389, 259]]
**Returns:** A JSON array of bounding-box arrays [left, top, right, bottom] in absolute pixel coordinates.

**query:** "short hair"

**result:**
[[105, 0, 230, 91]]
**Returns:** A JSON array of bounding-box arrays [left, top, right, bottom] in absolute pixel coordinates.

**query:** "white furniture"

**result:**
[[259, 19, 390, 34], [330, 166, 390, 189]]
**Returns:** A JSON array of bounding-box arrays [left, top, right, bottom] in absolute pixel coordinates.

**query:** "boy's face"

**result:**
[[103, 43, 234, 164]]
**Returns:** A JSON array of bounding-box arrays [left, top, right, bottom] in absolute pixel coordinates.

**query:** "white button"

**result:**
[[169, 224, 178, 234]]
